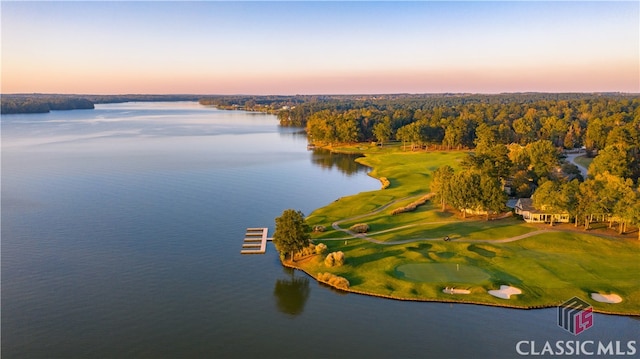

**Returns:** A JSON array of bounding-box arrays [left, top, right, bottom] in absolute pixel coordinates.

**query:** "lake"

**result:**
[[2, 102, 637, 358]]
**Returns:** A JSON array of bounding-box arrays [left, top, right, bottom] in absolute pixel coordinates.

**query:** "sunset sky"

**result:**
[[2, 1, 638, 95]]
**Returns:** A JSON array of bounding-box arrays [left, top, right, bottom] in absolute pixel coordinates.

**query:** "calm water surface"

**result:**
[[2, 102, 637, 358]]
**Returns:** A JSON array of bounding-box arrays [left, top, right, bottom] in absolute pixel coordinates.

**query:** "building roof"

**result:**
[[506, 199, 519, 209], [515, 198, 535, 212], [516, 198, 568, 215]]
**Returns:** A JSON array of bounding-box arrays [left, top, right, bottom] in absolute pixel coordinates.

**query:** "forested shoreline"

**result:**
[[4, 93, 639, 182], [1, 94, 200, 114], [277, 93, 638, 237], [1, 95, 95, 114], [199, 93, 639, 183], [280, 93, 638, 154], [4, 92, 639, 233]]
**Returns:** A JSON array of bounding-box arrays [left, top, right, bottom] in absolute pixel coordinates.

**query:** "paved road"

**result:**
[[564, 151, 588, 179]]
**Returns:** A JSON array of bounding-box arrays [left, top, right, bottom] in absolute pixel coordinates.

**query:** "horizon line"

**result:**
[[4, 91, 639, 97]]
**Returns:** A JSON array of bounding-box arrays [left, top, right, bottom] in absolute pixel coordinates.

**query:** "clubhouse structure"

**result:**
[[514, 198, 570, 224]]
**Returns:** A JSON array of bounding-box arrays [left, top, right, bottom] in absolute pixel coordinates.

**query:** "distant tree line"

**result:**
[[1, 95, 94, 114], [285, 93, 639, 180], [1, 94, 200, 114], [289, 94, 637, 150], [4, 93, 639, 181], [86, 94, 200, 104], [199, 96, 304, 114]]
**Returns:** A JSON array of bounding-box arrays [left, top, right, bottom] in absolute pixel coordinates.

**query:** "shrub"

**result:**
[[295, 243, 321, 259], [313, 225, 326, 233], [315, 243, 328, 254], [324, 251, 343, 266], [325, 251, 345, 267], [324, 254, 333, 266], [299, 244, 315, 257], [380, 177, 391, 189], [317, 272, 350, 289], [349, 223, 369, 233], [390, 193, 433, 215]]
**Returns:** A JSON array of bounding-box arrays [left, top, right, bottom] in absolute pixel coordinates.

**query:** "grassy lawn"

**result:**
[[396, 263, 491, 283], [298, 144, 640, 315], [573, 154, 593, 169]]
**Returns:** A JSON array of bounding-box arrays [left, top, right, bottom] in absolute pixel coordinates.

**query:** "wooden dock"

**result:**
[[241, 227, 271, 254]]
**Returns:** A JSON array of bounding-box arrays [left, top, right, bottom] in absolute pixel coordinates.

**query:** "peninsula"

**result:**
[[246, 93, 640, 315], [283, 144, 640, 316]]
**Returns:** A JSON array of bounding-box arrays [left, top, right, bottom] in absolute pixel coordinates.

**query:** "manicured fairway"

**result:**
[[298, 144, 640, 315], [396, 263, 490, 283]]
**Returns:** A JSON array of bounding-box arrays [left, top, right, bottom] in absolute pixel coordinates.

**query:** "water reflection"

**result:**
[[277, 127, 307, 138], [273, 267, 310, 316], [311, 149, 370, 176]]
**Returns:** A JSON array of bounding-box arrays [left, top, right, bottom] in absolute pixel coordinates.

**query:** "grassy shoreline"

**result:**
[[287, 143, 640, 316], [282, 259, 640, 317]]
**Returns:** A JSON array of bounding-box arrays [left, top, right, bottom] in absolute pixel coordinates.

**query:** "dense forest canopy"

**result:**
[[276, 94, 638, 147], [279, 94, 640, 181]]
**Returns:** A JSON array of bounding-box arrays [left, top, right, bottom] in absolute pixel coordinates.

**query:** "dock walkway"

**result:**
[[241, 227, 271, 254]]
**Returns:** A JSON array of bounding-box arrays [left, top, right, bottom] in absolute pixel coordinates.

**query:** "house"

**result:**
[[514, 198, 570, 224]]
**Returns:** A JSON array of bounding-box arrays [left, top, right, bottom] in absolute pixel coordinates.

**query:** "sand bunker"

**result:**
[[591, 293, 622, 303], [488, 285, 522, 299], [443, 287, 471, 295]]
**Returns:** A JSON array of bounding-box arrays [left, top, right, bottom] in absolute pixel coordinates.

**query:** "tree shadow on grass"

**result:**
[[580, 285, 620, 295], [488, 270, 524, 286], [468, 244, 496, 258], [461, 256, 522, 286], [435, 251, 456, 259], [419, 222, 473, 239], [342, 273, 365, 287], [434, 211, 455, 219], [407, 243, 433, 259], [347, 249, 404, 266]]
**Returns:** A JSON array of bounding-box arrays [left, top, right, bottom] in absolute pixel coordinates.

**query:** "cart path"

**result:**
[[564, 150, 588, 179], [328, 196, 558, 245]]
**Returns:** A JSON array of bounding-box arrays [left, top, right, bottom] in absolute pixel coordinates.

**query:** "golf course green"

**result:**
[[396, 263, 491, 283]]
